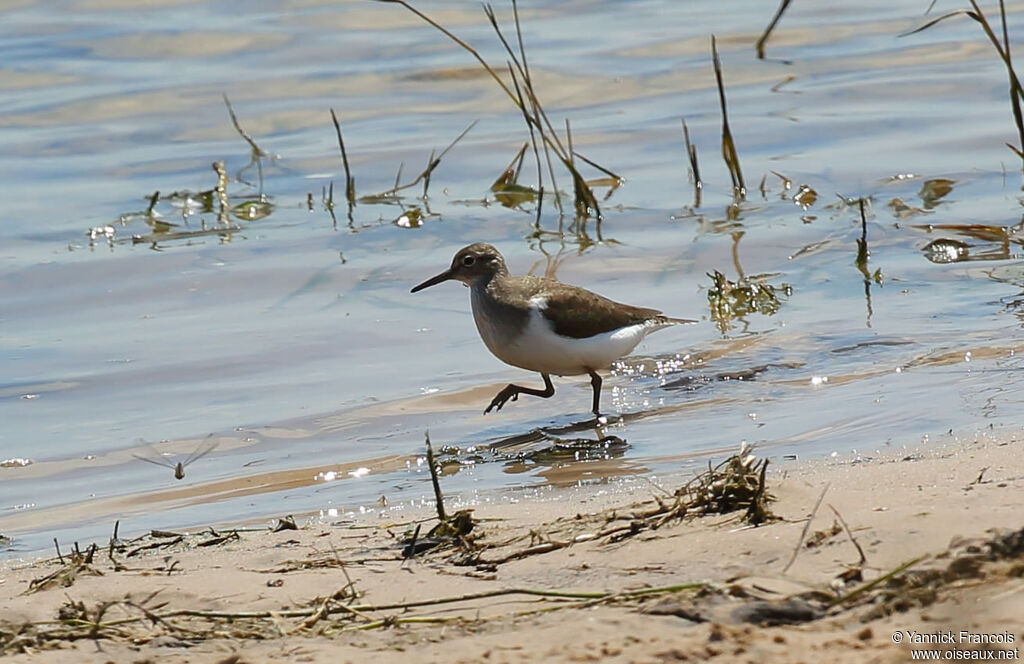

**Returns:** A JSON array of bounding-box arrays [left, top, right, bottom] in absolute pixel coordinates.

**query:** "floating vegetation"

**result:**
[[492, 182, 539, 210], [922, 238, 972, 264], [918, 177, 956, 208], [792, 183, 817, 210], [913, 221, 1024, 263], [887, 196, 930, 220], [490, 143, 538, 209], [232, 198, 275, 221], [393, 206, 426, 229], [77, 101, 274, 251], [66, 2, 809, 255], [762, 171, 818, 216], [707, 269, 791, 333]]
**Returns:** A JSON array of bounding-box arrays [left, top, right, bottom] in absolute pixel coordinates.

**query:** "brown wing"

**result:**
[[538, 284, 664, 339]]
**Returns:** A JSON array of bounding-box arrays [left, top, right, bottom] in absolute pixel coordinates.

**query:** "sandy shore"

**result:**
[[2, 430, 1023, 663]]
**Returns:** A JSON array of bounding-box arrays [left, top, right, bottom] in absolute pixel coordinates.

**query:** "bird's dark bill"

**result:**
[[411, 269, 454, 293]]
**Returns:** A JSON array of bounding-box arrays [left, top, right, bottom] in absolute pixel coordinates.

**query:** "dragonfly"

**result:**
[[132, 437, 218, 480]]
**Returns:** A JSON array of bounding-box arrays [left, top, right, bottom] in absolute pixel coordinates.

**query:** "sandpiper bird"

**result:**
[[411, 243, 693, 415]]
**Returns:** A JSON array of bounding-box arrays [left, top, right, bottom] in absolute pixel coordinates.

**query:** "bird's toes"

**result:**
[[485, 394, 507, 414], [485, 386, 521, 414]]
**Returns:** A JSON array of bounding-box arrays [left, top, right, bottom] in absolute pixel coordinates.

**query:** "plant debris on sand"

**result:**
[[2, 445, 775, 654], [2, 440, 1023, 663]]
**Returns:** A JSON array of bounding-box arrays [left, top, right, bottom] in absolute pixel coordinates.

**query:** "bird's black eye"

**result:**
[[462, 255, 475, 267]]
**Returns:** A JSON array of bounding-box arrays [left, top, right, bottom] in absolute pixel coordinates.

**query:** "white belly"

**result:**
[[472, 293, 659, 376]]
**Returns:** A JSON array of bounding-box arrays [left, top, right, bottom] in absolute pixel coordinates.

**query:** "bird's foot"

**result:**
[[484, 386, 520, 414]]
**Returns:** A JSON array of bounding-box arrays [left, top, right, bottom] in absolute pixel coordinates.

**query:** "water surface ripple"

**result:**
[[2, 0, 1024, 556]]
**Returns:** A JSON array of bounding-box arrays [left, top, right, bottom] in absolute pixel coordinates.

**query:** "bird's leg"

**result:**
[[587, 369, 603, 416], [485, 373, 555, 414]]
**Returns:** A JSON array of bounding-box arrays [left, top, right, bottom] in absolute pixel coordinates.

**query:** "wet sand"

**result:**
[[1, 430, 1022, 663]]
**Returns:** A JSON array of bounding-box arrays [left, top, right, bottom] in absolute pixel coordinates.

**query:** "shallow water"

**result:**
[[3, 0, 1024, 557]]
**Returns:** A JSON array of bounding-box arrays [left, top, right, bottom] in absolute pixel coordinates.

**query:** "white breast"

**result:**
[[473, 293, 664, 376]]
